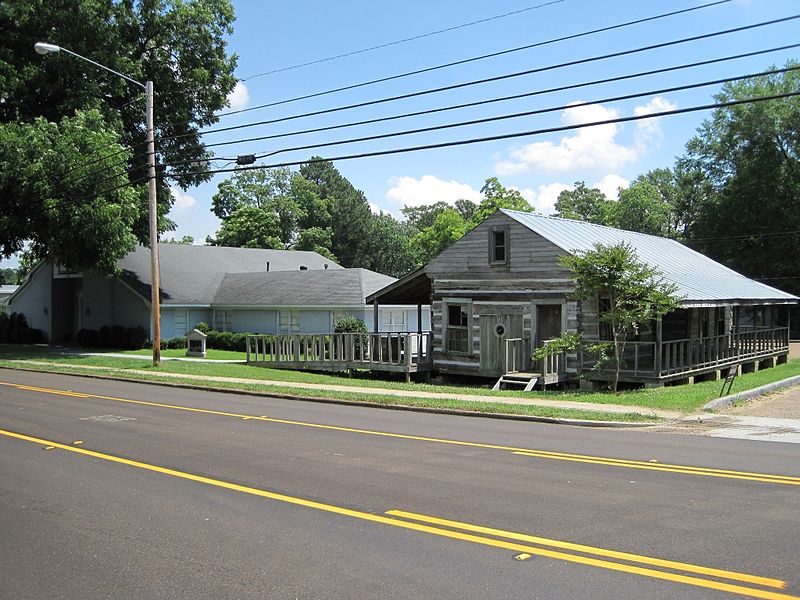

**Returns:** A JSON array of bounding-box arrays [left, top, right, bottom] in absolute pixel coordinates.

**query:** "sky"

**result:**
[[2, 0, 798, 269]]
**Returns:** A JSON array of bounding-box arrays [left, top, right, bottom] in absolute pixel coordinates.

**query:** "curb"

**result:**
[[0, 363, 659, 428], [702, 375, 800, 411]]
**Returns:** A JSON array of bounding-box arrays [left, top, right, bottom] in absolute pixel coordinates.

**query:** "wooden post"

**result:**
[[246, 335, 251, 363], [654, 318, 662, 376], [417, 304, 423, 334], [373, 300, 379, 333]]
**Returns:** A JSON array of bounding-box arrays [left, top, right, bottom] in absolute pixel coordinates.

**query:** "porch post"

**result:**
[[655, 317, 663, 377], [417, 303, 422, 334], [373, 299, 379, 333]]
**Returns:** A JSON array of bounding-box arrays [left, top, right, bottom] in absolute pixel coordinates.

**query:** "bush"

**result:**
[[195, 322, 211, 334], [333, 316, 368, 334], [98, 325, 111, 348], [164, 337, 187, 349], [0, 312, 46, 344], [109, 325, 126, 348], [126, 326, 147, 349]]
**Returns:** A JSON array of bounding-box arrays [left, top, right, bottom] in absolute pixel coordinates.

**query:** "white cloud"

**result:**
[[532, 182, 572, 215], [385, 175, 482, 209], [170, 186, 196, 212], [592, 174, 629, 200], [496, 102, 639, 173], [227, 81, 250, 111], [634, 96, 678, 147], [368, 202, 383, 215]]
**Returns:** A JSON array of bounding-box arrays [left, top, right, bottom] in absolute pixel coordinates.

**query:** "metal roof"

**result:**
[[501, 210, 798, 305]]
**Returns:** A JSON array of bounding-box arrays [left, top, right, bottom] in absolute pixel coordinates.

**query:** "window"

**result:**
[[446, 303, 470, 353], [385, 310, 407, 332], [214, 310, 231, 332], [279, 310, 300, 334], [489, 228, 508, 264]]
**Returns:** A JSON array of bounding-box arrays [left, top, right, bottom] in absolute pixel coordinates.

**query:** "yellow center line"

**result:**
[[512, 452, 800, 486], [0, 427, 796, 600], [2, 380, 800, 487], [385, 510, 783, 589]]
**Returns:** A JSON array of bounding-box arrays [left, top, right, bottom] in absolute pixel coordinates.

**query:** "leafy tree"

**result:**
[[299, 158, 374, 267], [554, 182, 612, 224], [0, 0, 237, 269], [412, 208, 469, 264], [207, 206, 282, 249], [362, 213, 418, 278], [294, 227, 336, 261], [471, 177, 533, 225], [0, 110, 140, 273], [611, 180, 675, 237], [677, 62, 800, 297], [401, 202, 452, 231], [163, 235, 195, 245], [537, 243, 680, 391]]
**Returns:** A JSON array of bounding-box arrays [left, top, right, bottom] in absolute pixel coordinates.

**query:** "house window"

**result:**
[[174, 309, 188, 336], [385, 310, 407, 332], [489, 228, 508, 264], [214, 310, 231, 332], [446, 303, 471, 353], [279, 310, 300, 334]]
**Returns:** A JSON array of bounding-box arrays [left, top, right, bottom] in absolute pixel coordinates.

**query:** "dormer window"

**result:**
[[489, 227, 508, 264]]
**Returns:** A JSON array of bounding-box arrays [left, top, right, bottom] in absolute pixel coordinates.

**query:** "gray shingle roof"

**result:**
[[119, 244, 343, 304], [501, 210, 798, 305], [213, 268, 396, 306]]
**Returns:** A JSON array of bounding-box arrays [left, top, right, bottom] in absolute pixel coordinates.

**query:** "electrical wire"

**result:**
[[159, 66, 800, 171], [164, 91, 800, 178], [167, 13, 799, 143], [242, 0, 567, 81], [196, 44, 800, 153], [216, 0, 732, 120]]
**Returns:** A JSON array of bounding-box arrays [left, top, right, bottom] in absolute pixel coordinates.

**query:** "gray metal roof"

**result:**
[[213, 268, 396, 306], [119, 244, 343, 304], [501, 210, 798, 305]]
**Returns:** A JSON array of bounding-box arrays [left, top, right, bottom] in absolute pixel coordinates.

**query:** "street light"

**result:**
[[34, 42, 162, 366]]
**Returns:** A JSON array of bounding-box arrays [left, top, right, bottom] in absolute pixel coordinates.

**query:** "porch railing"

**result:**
[[246, 331, 433, 371], [504, 338, 530, 374], [581, 326, 789, 378]]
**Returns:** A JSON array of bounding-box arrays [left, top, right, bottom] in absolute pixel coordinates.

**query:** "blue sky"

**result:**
[[2, 0, 797, 269]]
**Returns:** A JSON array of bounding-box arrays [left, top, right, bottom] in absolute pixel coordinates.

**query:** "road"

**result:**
[[1, 368, 798, 600]]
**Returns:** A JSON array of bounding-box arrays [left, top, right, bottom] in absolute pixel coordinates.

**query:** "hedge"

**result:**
[[0, 313, 45, 344]]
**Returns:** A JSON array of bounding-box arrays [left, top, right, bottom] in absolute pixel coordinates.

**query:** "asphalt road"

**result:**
[[1, 368, 799, 600]]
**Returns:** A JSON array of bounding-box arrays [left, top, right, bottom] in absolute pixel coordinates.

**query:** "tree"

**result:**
[[207, 206, 282, 249], [611, 180, 675, 237], [471, 177, 533, 225], [299, 158, 374, 268], [554, 182, 612, 224], [0, 0, 237, 269], [362, 213, 418, 278], [0, 110, 141, 273], [163, 235, 195, 245], [676, 62, 800, 298], [411, 208, 469, 264], [538, 243, 680, 391]]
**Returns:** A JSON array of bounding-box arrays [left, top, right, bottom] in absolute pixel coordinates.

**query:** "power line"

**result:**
[[196, 44, 800, 153], [218, 0, 732, 120], [172, 13, 798, 144], [165, 91, 800, 178], [160, 66, 800, 171], [242, 0, 567, 81]]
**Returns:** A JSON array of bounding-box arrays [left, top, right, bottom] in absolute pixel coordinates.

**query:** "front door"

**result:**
[[479, 313, 523, 377], [535, 304, 562, 346]]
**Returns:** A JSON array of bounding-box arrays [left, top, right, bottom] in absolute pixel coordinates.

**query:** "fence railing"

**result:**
[[246, 331, 433, 371], [581, 326, 789, 378], [503, 338, 530, 374]]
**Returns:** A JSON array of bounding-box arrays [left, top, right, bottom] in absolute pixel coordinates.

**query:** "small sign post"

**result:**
[[719, 365, 738, 397]]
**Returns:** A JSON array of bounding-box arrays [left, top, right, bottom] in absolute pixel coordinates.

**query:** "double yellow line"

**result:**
[[0, 427, 796, 600], [2, 379, 800, 486]]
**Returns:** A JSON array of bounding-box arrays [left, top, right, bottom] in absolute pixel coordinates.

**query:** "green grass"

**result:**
[[119, 348, 246, 360], [0, 359, 655, 422], [0, 344, 797, 414]]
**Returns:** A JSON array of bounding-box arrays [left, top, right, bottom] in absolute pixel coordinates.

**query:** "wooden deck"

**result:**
[[246, 332, 433, 380], [582, 326, 790, 384]]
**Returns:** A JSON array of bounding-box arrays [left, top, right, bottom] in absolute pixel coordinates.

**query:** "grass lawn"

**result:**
[[120, 348, 246, 361], [0, 344, 797, 415]]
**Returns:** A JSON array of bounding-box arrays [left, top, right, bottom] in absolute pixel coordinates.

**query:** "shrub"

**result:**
[[195, 322, 211, 334], [109, 325, 126, 348], [77, 328, 99, 347], [333, 316, 368, 334], [164, 337, 187, 349], [98, 325, 111, 348], [126, 326, 148, 349]]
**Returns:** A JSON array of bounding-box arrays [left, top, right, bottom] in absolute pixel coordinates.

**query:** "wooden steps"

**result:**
[[492, 372, 541, 392]]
